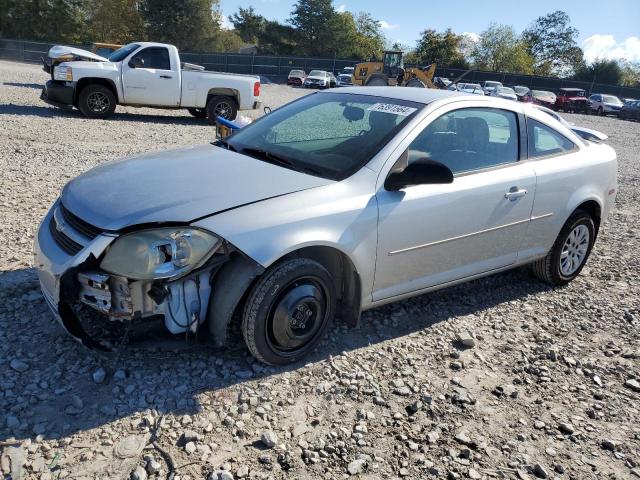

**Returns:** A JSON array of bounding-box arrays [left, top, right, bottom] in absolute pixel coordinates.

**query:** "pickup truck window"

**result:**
[[131, 47, 171, 70], [528, 119, 576, 158], [408, 107, 519, 174], [108, 43, 140, 62]]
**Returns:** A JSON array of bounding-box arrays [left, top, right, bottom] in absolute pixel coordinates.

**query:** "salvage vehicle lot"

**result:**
[[1, 60, 639, 478]]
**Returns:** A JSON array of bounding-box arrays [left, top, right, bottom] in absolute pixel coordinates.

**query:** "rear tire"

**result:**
[[77, 84, 116, 119], [206, 95, 238, 124], [188, 108, 207, 119], [241, 258, 336, 365], [597, 106, 604, 116], [530, 210, 596, 286]]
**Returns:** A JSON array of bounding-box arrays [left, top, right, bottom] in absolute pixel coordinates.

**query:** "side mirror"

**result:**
[[128, 56, 144, 68], [385, 159, 453, 191]]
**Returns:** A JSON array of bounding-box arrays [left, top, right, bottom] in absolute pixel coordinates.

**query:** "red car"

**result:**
[[287, 69, 306, 87], [555, 88, 590, 113]]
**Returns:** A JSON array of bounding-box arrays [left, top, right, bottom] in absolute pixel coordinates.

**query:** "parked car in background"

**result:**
[[337, 67, 354, 86], [555, 88, 589, 113], [34, 87, 617, 365], [531, 90, 557, 108], [589, 93, 623, 116], [450, 82, 485, 95], [622, 98, 637, 104], [41, 42, 261, 121], [513, 86, 532, 102], [490, 86, 518, 101], [328, 72, 337, 88], [304, 70, 331, 89], [619, 100, 640, 121], [433, 76, 452, 89], [287, 69, 306, 87], [482, 80, 503, 95]]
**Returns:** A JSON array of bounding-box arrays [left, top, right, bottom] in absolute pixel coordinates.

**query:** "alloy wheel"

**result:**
[[87, 92, 110, 113], [559, 224, 590, 276]]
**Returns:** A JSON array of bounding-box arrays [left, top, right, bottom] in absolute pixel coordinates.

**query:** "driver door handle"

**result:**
[[159, 75, 172, 79], [504, 187, 528, 200]]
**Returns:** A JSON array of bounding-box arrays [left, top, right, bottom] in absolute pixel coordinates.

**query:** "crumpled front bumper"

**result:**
[[40, 80, 75, 110], [34, 203, 116, 347]]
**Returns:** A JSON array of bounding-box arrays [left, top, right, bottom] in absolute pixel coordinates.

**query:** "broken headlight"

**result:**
[[53, 65, 73, 81], [100, 228, 221, 280]]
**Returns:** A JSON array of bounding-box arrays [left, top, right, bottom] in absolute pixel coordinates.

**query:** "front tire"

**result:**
[[405, 78, 426, 88], [206, 95, 238, 124], [77, 84, 116, 119], [531, 210, 596, 286], [242, 258, 336, 365]]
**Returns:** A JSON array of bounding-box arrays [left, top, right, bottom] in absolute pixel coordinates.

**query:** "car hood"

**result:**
[[61, 144, 333, 231], [47, 45, 108, 62], [306, 76, 326, 81]]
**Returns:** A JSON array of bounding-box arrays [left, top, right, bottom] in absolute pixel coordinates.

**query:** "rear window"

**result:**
[[528, 119, 576, 158]]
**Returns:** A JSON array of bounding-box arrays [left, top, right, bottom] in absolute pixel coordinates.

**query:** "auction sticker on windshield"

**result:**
[[367, 103, 417, 116]]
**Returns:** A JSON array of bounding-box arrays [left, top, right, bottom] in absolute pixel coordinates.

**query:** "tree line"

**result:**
[[0, 0, 637, 86]]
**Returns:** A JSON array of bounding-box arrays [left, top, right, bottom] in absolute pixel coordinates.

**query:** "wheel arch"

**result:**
[[573, 199, 602, 237], [74, 77, 119, 104], [206, 88, 239, 107]]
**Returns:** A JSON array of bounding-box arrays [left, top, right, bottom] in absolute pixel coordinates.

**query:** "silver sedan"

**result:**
[[35, 88, 618, 365]]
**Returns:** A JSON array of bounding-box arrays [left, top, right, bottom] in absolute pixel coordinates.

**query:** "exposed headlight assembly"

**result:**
[[54, 66, 73, 81], [100, 228, 221, 280]]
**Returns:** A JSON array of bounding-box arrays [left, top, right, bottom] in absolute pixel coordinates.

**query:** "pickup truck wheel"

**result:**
[[241, 258, 336, 365], [206, 95, 238, 123], [530, 210, 595, 286], [77, 84, 116, 119], [187, 108, 207, 119]]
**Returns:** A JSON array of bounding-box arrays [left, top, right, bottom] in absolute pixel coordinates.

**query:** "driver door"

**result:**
[[373, 105, 536, 301], [121, 46, 180, 106]]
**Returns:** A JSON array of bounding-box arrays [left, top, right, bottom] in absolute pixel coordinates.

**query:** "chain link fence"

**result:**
[[2, 37, 639, 98]]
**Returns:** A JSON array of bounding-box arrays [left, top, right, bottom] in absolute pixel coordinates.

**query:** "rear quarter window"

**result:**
[[528, 119, 577, 158]]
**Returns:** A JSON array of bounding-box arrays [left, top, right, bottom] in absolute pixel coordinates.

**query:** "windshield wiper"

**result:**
[[239, 147, 294, 167], [214, 139, 237, 152]]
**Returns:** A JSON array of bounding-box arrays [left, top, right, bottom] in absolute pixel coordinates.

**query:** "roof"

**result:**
[[334, 86, 478, 104]]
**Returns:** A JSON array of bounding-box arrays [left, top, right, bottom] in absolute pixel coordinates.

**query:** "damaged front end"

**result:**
[[35, 201, 261, 351]]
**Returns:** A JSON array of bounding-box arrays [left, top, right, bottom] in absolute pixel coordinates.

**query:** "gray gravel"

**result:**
[[1, 60, 639, 479]]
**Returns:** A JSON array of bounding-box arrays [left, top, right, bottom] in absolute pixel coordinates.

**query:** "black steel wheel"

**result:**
[[242, 258, 336, 365]]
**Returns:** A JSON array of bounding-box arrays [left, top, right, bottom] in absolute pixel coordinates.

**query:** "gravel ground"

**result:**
[[1, 60, 639, 480]]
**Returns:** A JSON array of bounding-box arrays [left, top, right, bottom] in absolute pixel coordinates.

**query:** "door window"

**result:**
[[527, 119, 576, 158], [407, 107, 519, 174], [131, 47, 171, 70]]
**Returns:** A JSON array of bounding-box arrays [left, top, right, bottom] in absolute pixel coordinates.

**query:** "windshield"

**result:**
[[514, 86, 529, 95], [289, 70, 304, 76], [341, 68, 354, 75], [222, 92, 422, 181], [108, 43, 140, 62], [602, 95, 621, 104], [309, 70, 324, 77], [485, 81, 501, 88], [498, 87, 515, 95]]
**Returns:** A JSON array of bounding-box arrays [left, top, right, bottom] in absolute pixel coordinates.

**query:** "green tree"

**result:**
[[618, 61, 640, 87], [352, 12, 385, 59], [289, 0, 336, 56], [87, 0, 144, 43], [229, 6, 265, 44], [573, 59, 623, 85], [471, 24, 534, 74], [414, 28, 469, 68], [1, 0, 87, 42], [522, 10, 583, 76], [140, 0, 220, 51]]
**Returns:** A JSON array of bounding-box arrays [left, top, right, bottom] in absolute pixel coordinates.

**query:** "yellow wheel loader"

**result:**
[[352, 50, 438, 88]]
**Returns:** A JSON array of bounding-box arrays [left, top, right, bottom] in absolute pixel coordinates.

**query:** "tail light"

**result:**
[[253, 81, 260, 97]]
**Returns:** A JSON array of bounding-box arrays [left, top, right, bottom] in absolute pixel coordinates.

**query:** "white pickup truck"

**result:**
[[41, 42, 261, 121]]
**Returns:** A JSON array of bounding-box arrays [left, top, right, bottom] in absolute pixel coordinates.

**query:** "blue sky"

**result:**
[[219, 0, 640, 62]]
